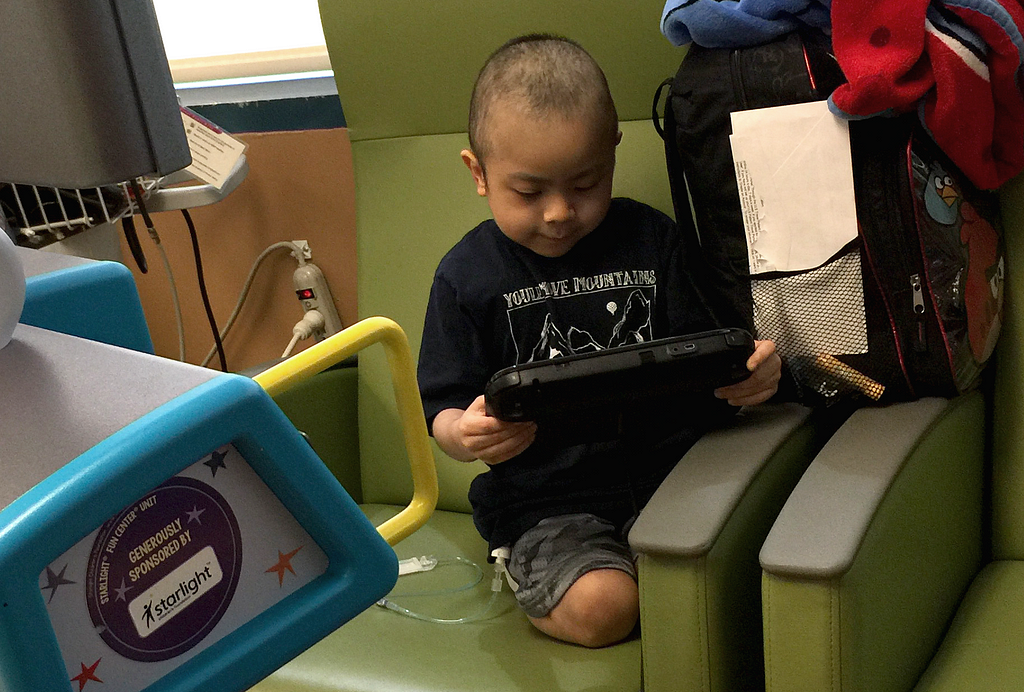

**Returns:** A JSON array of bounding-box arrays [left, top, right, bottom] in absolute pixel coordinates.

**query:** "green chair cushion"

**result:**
[[271, 365, 362, 502], [915, 561, 1024, 692], [254, 505, 640, 692]]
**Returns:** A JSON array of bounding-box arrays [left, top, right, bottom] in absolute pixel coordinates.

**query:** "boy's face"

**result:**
[[462, 105, 620, 258]]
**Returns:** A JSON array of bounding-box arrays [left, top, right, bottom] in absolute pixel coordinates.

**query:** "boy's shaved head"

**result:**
[[468, 34, 618, 165]]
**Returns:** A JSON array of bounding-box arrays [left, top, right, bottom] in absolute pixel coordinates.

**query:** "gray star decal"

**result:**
[[203, 449, 228, 477], [41, 564, 76, 603]]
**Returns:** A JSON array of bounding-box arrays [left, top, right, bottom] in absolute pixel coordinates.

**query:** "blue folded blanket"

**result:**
[[661, 0, 832, 47]]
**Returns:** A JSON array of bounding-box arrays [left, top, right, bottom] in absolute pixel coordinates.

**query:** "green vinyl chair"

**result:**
[[255, 2, 844, 690], [758, 174, 1024, 691]]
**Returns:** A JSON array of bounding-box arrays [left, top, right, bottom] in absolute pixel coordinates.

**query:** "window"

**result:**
[[153, 0, 330, 84]]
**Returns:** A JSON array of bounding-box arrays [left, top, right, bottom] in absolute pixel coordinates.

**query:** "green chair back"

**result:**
[[992, 176, 1024, 558], [318, 0, 686, 511]]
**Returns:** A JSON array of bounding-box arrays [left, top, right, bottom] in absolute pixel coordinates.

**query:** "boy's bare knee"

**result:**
[[530, 569, 639, 648]]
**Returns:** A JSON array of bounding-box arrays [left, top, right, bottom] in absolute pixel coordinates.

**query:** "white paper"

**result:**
[[729, 101, 858, 275], [180, 108, 248, 190]]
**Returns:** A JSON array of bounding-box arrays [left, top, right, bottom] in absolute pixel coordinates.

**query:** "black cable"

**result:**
[[181, 208, 229, 372], [126, 180, 157, 273], [130, 179, 185, 361], [121, 214, 148, 273], [129, 180, 157, 239]]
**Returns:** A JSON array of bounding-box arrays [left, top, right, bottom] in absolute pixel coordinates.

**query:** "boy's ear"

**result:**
[[615, 130, 623, 146], [461, 149, 488, 197]]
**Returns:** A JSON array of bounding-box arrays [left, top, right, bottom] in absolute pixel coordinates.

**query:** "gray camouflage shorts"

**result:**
[[505, 513, 637, 618]]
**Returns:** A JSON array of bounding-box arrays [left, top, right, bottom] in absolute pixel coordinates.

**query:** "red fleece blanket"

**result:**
[[830, 0, 1024, 189]]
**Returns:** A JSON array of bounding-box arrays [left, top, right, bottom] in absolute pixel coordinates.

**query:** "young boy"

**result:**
[[417, 34, 781, 648]]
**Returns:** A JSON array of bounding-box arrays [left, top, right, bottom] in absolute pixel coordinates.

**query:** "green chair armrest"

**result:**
[[630, 402, 845, 692], [631, 403, 814, 556], [760, 393, 986, 692], [760, 397, 976, 576]]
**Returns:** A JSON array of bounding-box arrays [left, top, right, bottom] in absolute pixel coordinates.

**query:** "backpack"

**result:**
[[655, 31, 1005, 405]]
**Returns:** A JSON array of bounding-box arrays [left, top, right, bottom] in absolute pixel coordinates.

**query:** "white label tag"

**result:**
[[128, 545, 224, 638], [180, 107, 247, 190]]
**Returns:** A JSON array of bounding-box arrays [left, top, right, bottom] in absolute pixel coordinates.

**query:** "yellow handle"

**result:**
[[254, 316, 438, 546]]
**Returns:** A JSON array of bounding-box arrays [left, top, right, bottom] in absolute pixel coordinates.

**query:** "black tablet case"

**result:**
[[485, 328, 754, 444]]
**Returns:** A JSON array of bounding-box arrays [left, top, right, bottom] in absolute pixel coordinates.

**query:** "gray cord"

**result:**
[[200, 240, 306, 367], [154, 235, 186, 362]]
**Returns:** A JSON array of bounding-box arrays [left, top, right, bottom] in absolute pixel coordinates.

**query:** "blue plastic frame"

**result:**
[[22, 260, 155, 353], [0, 373, 397, 692]]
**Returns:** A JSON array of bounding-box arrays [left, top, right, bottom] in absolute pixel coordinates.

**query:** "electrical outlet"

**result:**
[[293, 263, 343, 336], [291, 240, 312, 261]]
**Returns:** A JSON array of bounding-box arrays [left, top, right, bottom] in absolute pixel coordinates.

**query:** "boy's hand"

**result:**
[[713, 339, 781, 407], [433, 395, 537, 465]]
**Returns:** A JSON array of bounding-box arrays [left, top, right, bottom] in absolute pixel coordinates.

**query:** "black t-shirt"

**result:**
[[418, 198, 734, 549]]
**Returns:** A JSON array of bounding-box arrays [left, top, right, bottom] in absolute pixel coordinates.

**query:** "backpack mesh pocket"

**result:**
[[752, 249, 885, 402]]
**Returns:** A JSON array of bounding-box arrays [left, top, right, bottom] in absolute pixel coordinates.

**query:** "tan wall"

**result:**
[[122, 128, 357, 373]]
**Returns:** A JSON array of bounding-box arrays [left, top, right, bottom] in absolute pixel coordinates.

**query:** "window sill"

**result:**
[[170, 46, 337, 106], [175, 70, 338, 107]]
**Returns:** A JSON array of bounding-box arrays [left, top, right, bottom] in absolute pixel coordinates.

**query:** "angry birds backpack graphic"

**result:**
[[922, 162, 1004, 365]]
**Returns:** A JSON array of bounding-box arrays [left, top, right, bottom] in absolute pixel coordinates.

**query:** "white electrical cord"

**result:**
[[376, 590, 501, 625], [200, 241, 307, 367], [281, 333, 302, 360], [137, 214, 186, 362], [282, 309, 325, 358], [374, 554, 506, 625], [155, 242, 186, 362]]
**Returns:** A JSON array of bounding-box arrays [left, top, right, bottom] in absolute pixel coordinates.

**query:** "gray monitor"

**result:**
[[0, 0, 191, 188]]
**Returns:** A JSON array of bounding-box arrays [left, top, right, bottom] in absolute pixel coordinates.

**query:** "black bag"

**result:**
[[656, 31, 1005, 405]]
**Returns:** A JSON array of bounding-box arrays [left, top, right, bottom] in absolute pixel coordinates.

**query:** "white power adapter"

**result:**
[[293, 262, 342, 337]]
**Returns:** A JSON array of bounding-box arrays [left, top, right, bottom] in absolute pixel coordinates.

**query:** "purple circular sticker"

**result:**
[[86, 476, 242, 662]]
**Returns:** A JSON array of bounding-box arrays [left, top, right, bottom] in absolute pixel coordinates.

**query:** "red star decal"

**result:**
[[71, 658, 102, 691], [265, 546, 303, 587]]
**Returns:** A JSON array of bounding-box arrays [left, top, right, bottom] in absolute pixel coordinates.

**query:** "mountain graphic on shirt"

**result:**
[[567, 327, 602, 353], [526, 290, 653, 361], [529, 314, 572, 361], [609, 291, 651, 347]]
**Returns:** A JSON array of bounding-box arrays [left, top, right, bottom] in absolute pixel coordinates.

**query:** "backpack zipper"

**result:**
[[850, 118, 919, 396], [800, 38, 818, 95], [910, 273, 927, 352], [730, 49, 749, 110], [905, 132, 961, 385]]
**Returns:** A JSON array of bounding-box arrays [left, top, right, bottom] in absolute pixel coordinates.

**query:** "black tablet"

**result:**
[[484, 327, 755, 425]]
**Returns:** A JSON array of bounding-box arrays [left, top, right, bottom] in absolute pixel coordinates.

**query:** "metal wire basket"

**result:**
[[1, 179, 158, 249]]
